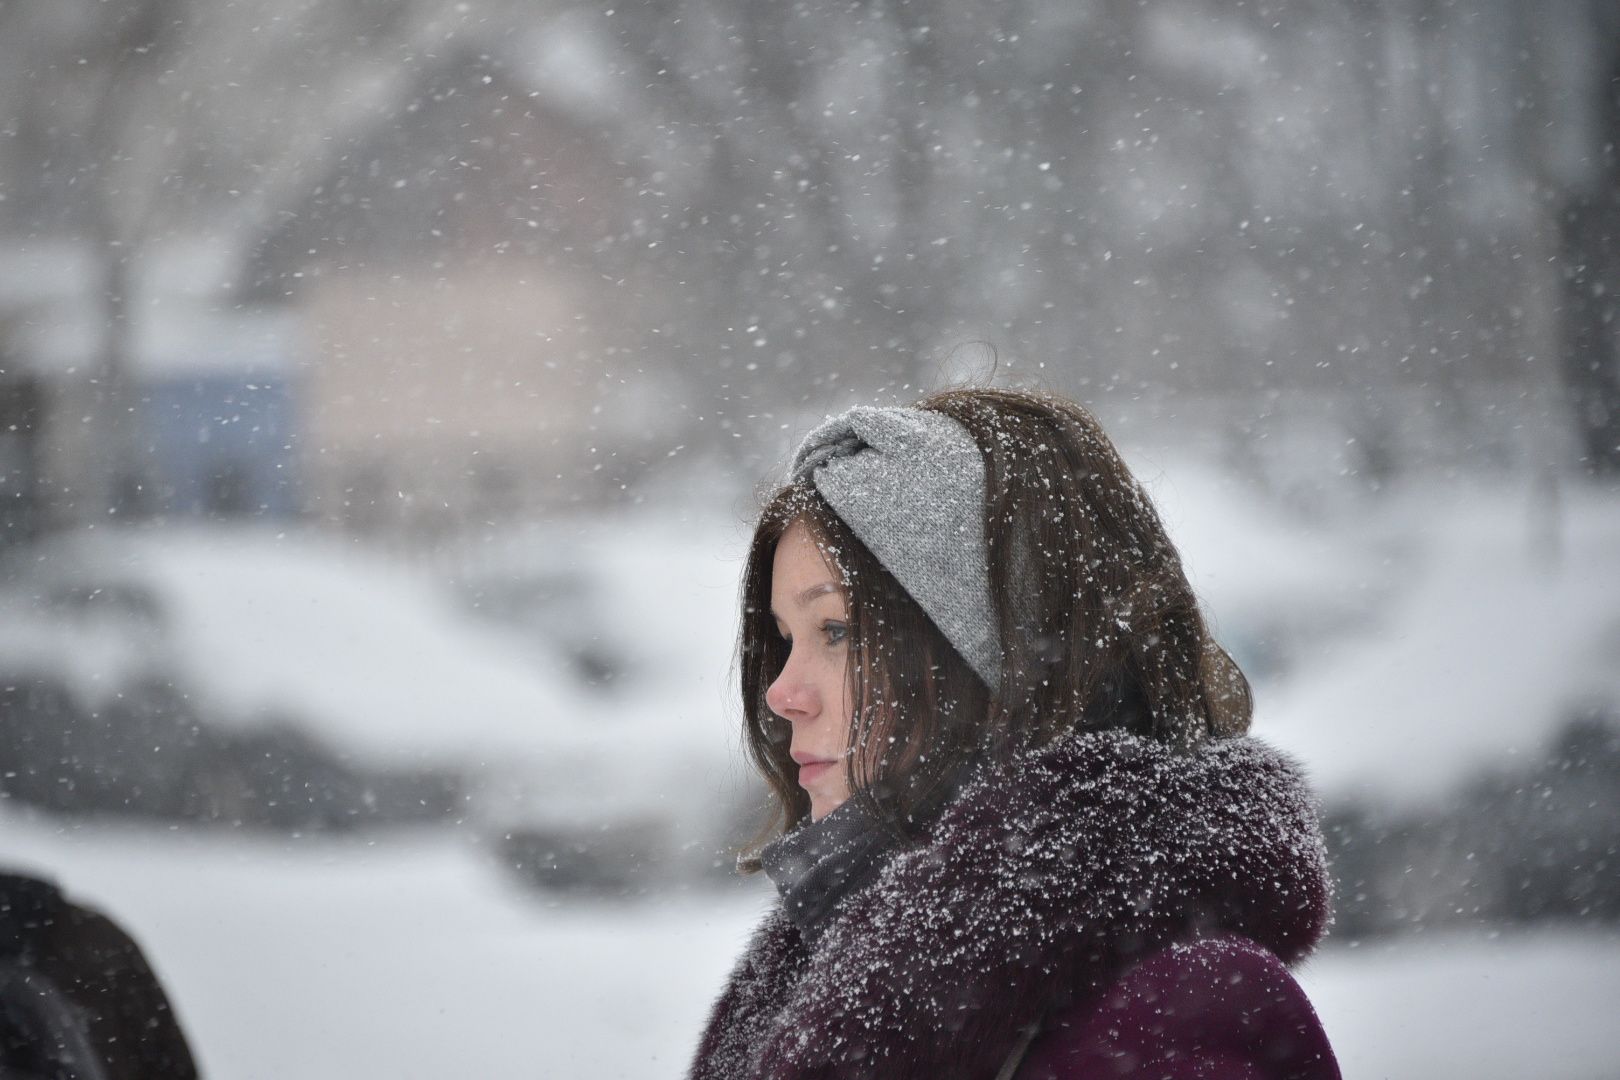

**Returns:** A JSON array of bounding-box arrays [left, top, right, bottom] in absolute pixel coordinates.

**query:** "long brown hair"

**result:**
[[734, 385, 1251, 870]]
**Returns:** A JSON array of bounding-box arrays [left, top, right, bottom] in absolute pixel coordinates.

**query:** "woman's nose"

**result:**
[[766, 657, 817, 721]]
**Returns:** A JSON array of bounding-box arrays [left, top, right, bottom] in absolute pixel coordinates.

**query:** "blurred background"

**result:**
[[1, 0, 1618, 1076]]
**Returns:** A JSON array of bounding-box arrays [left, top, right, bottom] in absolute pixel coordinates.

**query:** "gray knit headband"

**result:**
[[788, 405, 1004, 692]]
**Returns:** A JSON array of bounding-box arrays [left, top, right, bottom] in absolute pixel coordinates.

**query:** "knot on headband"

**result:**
[[794, 431, 866, 476], [788, 406, 1005, 692]]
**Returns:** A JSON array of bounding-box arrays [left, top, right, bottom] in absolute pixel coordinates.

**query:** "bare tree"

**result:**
[[1553, 1, 1620, 475]]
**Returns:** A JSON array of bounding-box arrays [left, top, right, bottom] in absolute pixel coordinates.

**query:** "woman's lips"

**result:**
[[797, 760, 835, 786]]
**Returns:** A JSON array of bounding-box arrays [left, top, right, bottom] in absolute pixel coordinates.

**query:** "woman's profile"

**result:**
[[687, 385, 1340, 1080]]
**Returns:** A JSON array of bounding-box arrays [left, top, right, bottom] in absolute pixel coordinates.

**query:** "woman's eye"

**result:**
[[774, 622, 845, 646]]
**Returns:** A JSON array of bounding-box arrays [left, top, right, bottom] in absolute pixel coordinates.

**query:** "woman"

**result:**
[[689, 386, 1340, 1080]]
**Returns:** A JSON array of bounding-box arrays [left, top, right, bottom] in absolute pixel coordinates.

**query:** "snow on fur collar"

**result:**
[[688, 727, 1335, 1080]]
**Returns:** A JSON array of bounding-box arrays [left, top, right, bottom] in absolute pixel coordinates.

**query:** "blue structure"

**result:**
[[128, 306, 305, 521], [138, 373, 301, 518]]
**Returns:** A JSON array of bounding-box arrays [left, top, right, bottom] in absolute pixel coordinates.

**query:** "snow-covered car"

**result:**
[[0, 521, 589, 829], [433, 525, 630, 691], [428, 508, 767, 892], [0, 514, 763, 891], [0, 625, 460, 831]]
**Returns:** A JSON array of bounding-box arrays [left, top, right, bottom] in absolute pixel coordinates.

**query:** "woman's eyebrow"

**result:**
[[770, 581, 845, 619]]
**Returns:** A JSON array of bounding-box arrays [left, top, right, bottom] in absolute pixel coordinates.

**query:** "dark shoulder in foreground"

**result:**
[[0, 868, 201, 1080], [1016, 931, 1341, 1080]]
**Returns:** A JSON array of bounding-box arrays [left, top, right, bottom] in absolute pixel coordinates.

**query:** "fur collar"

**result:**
[[688, 727, 1334, 1080]]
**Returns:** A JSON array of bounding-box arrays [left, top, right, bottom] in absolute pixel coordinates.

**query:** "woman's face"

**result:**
[[765, 518, 856, 821]]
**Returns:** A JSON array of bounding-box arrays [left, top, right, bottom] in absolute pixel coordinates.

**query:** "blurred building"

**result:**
[[294, 266, 608, 540], [243, 51, 677, 544], [0, 241, 304, 546]]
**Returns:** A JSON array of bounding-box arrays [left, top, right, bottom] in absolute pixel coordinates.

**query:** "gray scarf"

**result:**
[[757, 797, 894, 949], [758, 757, 990, 947]]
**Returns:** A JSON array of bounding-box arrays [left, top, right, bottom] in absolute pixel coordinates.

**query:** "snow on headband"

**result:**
[[788, 405, 1005, 693]]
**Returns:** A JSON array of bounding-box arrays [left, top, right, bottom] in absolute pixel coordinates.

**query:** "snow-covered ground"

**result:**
[[0, 811, 758, 1079], [1309, 926, 1620, 1080], [3, 812, 1616, 1080]]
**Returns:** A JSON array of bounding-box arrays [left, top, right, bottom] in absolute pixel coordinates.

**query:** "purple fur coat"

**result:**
[[687, 727, 1340, 1080]]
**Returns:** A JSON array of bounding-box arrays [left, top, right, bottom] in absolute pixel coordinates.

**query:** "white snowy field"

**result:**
[[2, 813, 1617, 1080]]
